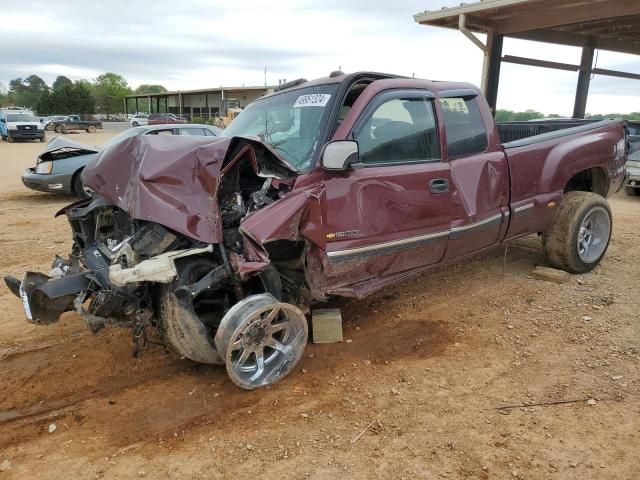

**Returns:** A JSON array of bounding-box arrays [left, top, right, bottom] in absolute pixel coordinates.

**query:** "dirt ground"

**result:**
[[0, 131, 638, 480]]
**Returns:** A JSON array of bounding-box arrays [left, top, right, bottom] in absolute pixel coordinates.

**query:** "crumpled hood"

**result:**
[[81, 135, 297, 244], [39, 136, 98, 161]]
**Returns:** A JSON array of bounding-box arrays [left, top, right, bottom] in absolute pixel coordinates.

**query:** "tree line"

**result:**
[[0, 73, 167, 115], [495, 108, 640, 122]]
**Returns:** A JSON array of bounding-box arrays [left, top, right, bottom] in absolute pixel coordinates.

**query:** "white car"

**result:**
[[1, 111, 45, 142], [129, 114, 149, 127]]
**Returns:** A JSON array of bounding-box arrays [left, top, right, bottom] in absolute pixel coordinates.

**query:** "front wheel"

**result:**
[[72, 170, 91, 199], [158, 258, 283, 367], [543, 191, 612, 273], [215, 294, 308, 390], [7, 135, 14, 143], [132, 121, 139, 127], [624, 186, 639, 196], [86, 125, 96, 133]]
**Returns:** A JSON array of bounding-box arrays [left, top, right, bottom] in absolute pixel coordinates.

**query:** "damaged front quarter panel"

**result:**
[[236, 183, 327, 286]]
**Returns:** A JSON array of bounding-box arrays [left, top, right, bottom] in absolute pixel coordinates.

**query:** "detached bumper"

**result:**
[[9, 129, 45, 140], [4, 272, 90, 325], [21, 168, 73, 194]]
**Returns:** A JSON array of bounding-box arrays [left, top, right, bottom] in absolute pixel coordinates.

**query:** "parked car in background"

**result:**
[[129, 114, 148, 127], [44, 116, 68, 131], [625, 147, 640, 196], [627, 121, 639, 151], [48, 115, 103, 133], [0, 109, 45, 142], [21, 124, 221, 198], [148, 113, 188, 125]]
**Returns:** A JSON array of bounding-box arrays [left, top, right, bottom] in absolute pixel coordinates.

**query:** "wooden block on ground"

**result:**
[[312, 308, 343, 343], [530, 266, 570, 284]]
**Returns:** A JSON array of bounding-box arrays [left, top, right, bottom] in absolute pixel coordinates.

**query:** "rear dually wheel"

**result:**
[[543, 191, 612, 273]]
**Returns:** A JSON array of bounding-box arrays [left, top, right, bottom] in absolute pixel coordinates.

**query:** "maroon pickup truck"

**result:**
[[5, 72, 628, 389]]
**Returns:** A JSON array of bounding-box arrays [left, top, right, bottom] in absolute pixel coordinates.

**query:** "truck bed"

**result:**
[[496, 119, 595, 143], [499, 119, 622, 149]]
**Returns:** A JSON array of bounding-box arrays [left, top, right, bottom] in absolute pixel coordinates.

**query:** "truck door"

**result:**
[[321, 90, 454, 288], [437, 92, 509, 260]]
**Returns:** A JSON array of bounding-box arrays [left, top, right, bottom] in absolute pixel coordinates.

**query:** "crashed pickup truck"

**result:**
[[5, 72, 628, 389]]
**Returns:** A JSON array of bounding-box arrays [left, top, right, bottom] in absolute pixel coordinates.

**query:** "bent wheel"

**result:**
[[215, 294, 307, 390]]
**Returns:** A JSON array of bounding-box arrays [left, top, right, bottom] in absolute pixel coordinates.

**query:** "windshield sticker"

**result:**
[[293, 94, 331, 108]]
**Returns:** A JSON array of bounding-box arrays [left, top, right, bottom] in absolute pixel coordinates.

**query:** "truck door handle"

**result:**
[[429, 178, 449, 194]]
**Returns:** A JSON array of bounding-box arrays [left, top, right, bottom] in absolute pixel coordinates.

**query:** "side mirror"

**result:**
[[0, 119, 5, 123], [321, 140, 359, 171]]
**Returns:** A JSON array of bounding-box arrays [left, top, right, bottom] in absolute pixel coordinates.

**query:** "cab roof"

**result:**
[[263, 71, 479, 98]]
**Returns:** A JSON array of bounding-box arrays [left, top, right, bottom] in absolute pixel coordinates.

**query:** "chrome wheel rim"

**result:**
[[577, 206, 610, 263], [220, 296, 307, 389]]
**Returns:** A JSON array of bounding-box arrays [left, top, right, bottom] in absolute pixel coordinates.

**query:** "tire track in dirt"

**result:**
[[0, 292, 459, 451]]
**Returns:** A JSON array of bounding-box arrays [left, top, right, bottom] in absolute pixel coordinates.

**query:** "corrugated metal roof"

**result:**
[[414, 0, 640, 55], [127, 85, 274, 99]]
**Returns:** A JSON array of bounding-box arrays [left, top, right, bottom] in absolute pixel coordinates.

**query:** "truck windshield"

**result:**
[[6, 114, 38, 122], [221, 84, 339, 171]]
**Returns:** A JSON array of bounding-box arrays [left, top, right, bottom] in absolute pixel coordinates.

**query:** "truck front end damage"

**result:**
[[4, 135, 311, 389], [7, 201, 200, 329]]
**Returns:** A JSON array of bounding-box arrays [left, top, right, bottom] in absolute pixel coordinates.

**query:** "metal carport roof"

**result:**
[[414, 0, 640, 117]]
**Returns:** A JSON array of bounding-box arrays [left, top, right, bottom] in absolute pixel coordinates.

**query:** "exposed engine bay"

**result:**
[[5, 136, 310, 390]]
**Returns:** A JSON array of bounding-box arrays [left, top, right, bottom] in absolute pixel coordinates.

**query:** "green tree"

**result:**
[[133, 84, 168, 113], [134, 84, 167, 94], [52, 75, 73, 92], [0, 82, 8, 107], [495, 109, 545, 122], [513, 109, 544, 121], [37, 80, 95, 115], [72, 81, 95, 114], [93, 72, 132, 114], [8, 75, 49, 109], [495, 109, 515, 122], [587, 112, 640, 121]]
